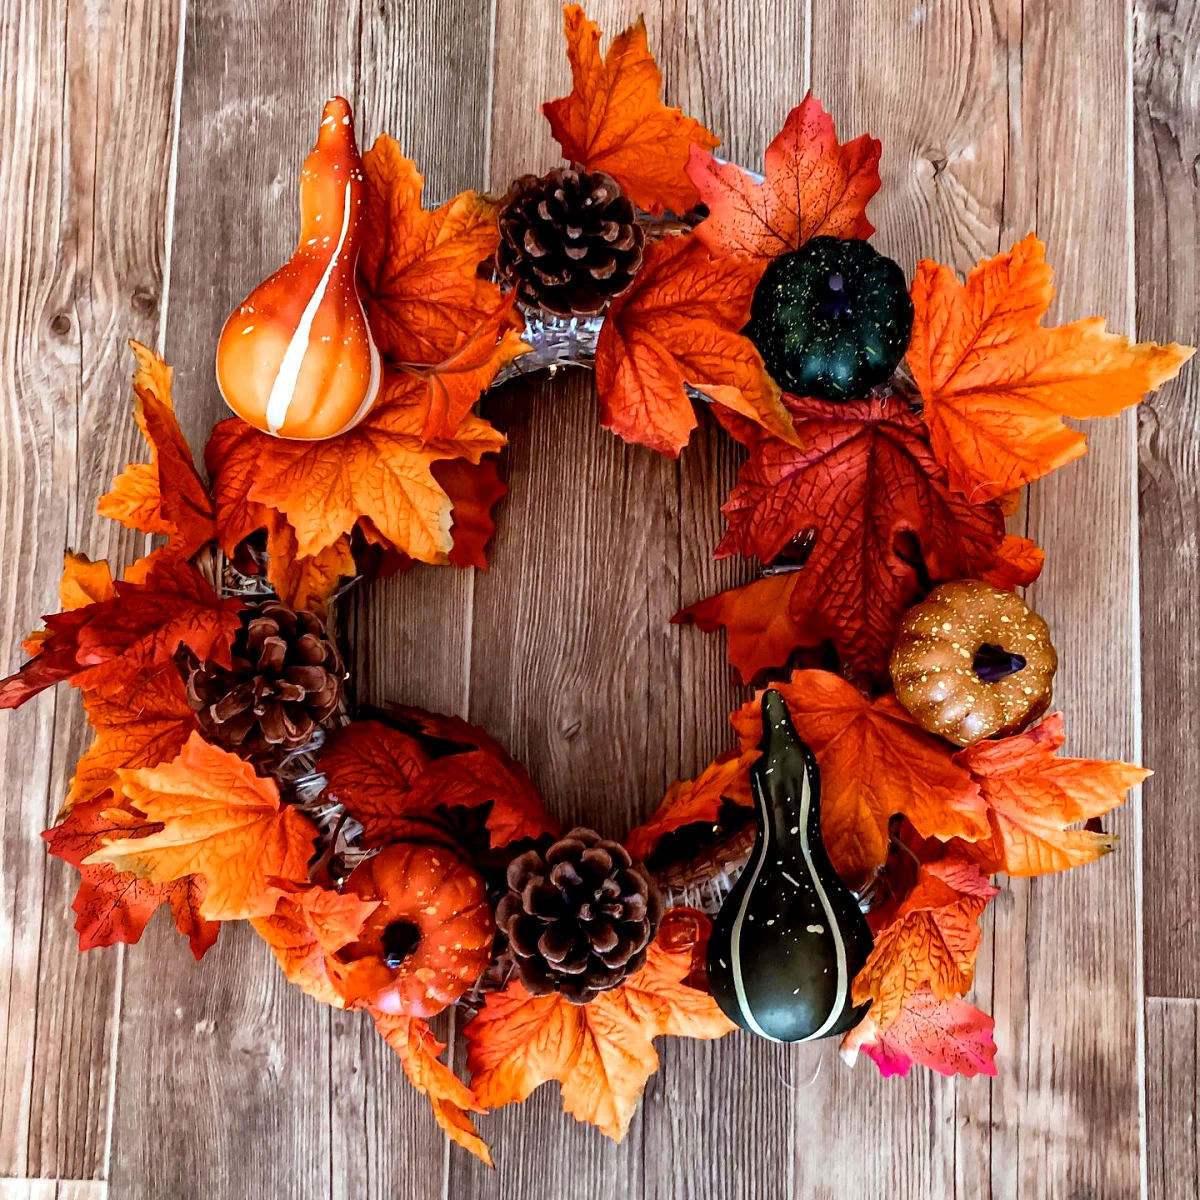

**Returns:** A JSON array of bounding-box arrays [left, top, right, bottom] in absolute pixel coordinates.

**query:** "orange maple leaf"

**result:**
[[465, 909, 734, 1142], [543, 5, 719, 216], [359, 134, 502, 367], [951, 713, 1148, 877], [319, 715, 557, 850], [687, 93, 880, 266], [85, 733, 317, 920], [68, 664, 198, 815], [976, 534, 1045, 591], [908, 234, 1194, 502], [0, 556, 242, 708], [43, 797, 219, 959], [251, 882, 389, 1009], [625, 749, 756, 860], [730, 671, 987, 888], [97, 342, 216, 558], [673, 572, 815, 686], [262, 513, 355, 615], [371, 1009, 493, 1167], [595, 234, 797, 456], [233, 375, 505, 563], [851, 858, 997, 1029], [397, 291, 529, 442]]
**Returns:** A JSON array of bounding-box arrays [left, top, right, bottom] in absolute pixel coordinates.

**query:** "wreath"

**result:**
[[2, 4, 1191, 1168]]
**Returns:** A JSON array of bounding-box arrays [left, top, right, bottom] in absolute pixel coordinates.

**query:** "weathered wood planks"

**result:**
[[0, 0, 181, 1182], [1134, 0, 1200, 1004], [108, 4, 355, 1197], [3, 0, 1197, 1195], [1147, 997, 1200, 1200]]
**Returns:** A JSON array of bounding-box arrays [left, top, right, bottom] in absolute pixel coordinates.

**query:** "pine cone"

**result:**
[[496, 827, 663, 1004], [496, 167, 645, 317], [182, 600, 344, 762]]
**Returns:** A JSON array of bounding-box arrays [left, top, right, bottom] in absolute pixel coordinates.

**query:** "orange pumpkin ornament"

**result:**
[[215, 96, 381, 440], [339, 842, 493, 1018]]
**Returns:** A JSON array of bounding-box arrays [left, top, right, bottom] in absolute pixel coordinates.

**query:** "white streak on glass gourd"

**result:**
[[707, 689, 874, 1043]]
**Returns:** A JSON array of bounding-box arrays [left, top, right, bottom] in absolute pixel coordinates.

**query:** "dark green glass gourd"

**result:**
[[747, 236, 913, 402], [707, 690, 874, 1042]]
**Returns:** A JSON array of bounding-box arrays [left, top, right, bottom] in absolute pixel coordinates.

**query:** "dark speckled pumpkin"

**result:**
[[747, 236, 914, 401]]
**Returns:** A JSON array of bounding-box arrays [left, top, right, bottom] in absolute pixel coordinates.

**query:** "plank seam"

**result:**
[[1125, 2, 1148, 1196], [156, 0, 188, 356]]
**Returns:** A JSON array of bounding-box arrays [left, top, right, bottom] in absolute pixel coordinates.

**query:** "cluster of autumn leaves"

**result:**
[[1, 0, 1194, 1167]]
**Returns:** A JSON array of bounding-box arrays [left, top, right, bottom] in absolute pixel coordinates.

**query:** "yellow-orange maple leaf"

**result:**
[[595, 234, 797, 456], [730, 671, 988, 889], [851, 858, 997, 1030], [465, 909, 734, 1142], [263, 513, 354, 615], [97, 342, 216, 558], [210, 376, 505, 563], [251, 882, 387, 1009], [544, 5, 719, 216], [358, 134, 503, 367], [909, 234, 1194, 502], [952, 713, 1148, 877], [399, 291, 530, 441], [371, 1008, 493, 1167], [686, 93, 880, 265], [625, 749, 756, 860], [85, 733, 317, 920]]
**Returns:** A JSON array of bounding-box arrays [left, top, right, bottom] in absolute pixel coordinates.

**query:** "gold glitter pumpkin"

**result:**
[[889, 580, 1057, 747]]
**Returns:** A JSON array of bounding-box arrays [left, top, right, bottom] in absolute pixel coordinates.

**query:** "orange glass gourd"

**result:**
[[215, 96, 381, 440]]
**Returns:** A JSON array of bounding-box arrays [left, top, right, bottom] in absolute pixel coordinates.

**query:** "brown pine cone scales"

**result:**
[[496, 827, 663, 1004], [496, 167, 645, 317], [182, 600, 344, 761]]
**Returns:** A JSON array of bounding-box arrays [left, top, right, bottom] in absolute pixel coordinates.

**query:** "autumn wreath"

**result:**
[[2, 4, 1192, 1167]]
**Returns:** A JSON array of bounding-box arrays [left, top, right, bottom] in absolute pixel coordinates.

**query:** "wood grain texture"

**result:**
[[0, 0, 180, 1183], [805, 4, 1009, 1196], [1134, 0, 1200, 1002], [2, 0, 1191, 1195], [332, 3, 496, 1196], [108, 3, 354, 1197], [999, 1, 1143, 1194], [1147, 997, 1200, 1200]]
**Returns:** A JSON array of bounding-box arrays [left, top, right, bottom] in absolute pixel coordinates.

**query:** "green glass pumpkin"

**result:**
[[747, 236, 914, 402]]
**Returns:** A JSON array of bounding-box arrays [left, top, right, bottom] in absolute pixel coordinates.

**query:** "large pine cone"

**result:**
[[496, 167, 645, 317], [182, 600, 344, 762], [496, 828, 663, 1004]]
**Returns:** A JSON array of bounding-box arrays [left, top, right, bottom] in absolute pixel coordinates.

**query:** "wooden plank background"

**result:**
[[0, 0, 1196, 1196]]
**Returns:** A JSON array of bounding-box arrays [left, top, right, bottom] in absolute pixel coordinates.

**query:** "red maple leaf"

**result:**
[[678, 394, 1040, 682], [0, 557, 242, 708], [319, 713, 558, 850], [686, 94, 880, 266], [43, 797, 219, 959], [97, 342, 216, 560]]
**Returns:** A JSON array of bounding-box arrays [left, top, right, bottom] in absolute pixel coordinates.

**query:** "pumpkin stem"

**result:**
[[381, 919, 421, 967], [820, 272, 852, 319], [973, 642, 1026, 683]]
